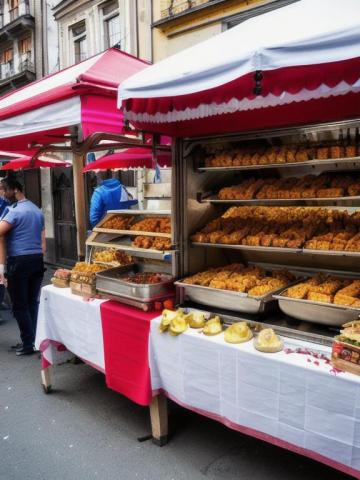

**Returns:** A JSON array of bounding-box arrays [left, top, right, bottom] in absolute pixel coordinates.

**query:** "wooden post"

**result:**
[[149, 394, 168, 446], [41, 367, 52, 394], [72, 151, 87, 260]]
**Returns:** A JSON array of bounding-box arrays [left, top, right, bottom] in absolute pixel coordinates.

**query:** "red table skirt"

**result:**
[[100, 301, 158, 406]]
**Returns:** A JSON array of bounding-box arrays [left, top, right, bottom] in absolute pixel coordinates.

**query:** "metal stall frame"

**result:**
[[173, 117, 360, 346]]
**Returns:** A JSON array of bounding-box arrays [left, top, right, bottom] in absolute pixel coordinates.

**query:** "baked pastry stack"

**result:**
[[183, 263, 294, 296], [218, 173, 360, 200], [285, 274, 360, 307], [191, 206, 360, 251], [130, 217, 171, 233], [205, 143, 358, 168], [132, 236, 172, 251]]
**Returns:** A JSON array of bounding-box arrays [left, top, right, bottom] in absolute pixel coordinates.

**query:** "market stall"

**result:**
[[0, 47, 149, 257], [0, 49, 174, 440], [116, 0, 360, 475]]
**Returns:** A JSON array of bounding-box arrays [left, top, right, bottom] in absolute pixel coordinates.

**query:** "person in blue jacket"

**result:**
[[89, 178, 137, 227]]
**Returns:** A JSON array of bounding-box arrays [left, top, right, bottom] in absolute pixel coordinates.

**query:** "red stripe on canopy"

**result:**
[[1, 157, 70, 171]]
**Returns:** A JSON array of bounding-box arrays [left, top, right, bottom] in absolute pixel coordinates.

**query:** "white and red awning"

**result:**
[[83, 147, 172, 172], [0, 48, 148, 151], [119, 0, 360, 137]]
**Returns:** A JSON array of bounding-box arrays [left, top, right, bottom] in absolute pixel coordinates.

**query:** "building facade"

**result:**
[[53, 0, 152, 68], [152, 0, 298, 62], [0, 0, 58, 93]]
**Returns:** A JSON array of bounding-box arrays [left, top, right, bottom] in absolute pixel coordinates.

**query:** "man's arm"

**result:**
[[41, 229, 46, 255], [0, 220, 12, 283], [89, 190, 104, 227]]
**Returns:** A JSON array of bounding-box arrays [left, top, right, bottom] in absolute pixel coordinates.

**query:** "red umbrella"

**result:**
[[83, 148, 171, 172], [0, 156, 70, 171]]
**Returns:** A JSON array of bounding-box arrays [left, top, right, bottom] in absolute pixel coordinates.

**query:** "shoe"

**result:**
[[16, 346, 35, 356], [11, 342, 22, 350]]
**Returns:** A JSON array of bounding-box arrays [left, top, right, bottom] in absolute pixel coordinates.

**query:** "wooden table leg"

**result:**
[[150, 394, 168, 446], [41, 367, 52, 394]]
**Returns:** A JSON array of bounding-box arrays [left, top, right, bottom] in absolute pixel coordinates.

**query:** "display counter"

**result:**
[[35, 285, 156, 407], [149, 316, 360, 478]]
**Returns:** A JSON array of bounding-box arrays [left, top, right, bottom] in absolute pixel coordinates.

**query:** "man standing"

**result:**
[[89, 178, 137, 227], [0, 178, 45, 356]]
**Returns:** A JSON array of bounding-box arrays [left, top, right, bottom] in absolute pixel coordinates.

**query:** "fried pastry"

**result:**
[[307, 292, 334, 303], [330, 145, 345, 159], [317, 146, 329, 160]]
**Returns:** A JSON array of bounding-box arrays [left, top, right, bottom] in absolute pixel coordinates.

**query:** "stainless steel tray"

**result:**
[[191, 242, 360, 257], [96, 266, 174, 299], [202, 194, 360, 206], [107, 209, 171, 216], [191, 242, 301, 254], [273, 294, 360, 326], [197, 156, 360, 172], [175, 280, 294, 314]]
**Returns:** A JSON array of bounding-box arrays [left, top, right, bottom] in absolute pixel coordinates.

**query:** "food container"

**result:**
[[96, 266, 174, 300], [51, 277, 69, 288], [175, 281, 291, 314], [274, 277, 360, 327], [331, 337, 360, 375]]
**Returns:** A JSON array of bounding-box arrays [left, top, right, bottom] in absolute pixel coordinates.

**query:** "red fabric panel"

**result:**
[[100, 301, 158, 406], [0, 127, 71, 152], [124, 56, 360, 117], [0, 158, 69, 170], [80, 49, 149, 89], [83, 149, 172, 172], [128, 91, 360, 138]]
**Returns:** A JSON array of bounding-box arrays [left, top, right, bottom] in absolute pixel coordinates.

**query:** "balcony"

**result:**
[[0, 2, 34, 43], [0, 55, 35, 96], [154, 0, 229, 27]]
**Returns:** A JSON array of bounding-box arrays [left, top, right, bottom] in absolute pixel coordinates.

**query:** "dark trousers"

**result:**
[[7, 254, 44, 348]]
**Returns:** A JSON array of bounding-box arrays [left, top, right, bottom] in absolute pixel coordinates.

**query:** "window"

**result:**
[[102, 1, 122, 48], [71, 21, 87, 64], [0, 47, 13, 64], [9, 0, 19, 22], [19, 36, 32, 55]]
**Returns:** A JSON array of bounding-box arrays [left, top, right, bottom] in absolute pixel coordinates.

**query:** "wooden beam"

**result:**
[[149, 394, 168, 446], [72, 151, 87, 260], [41, 367, 52, 394]]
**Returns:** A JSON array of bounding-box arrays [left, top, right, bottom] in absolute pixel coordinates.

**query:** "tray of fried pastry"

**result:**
[[273, 273, 360, 326], [94, 210, 172, 238], [176, 264, 299, 314]]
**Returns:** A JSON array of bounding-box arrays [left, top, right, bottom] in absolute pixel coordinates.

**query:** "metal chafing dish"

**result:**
[[176, 266, 303, 314], [175, 281, 279, 314], [273, 294, 360, 326], [273, 272, 360, 326], [96, 265, 174, 300]]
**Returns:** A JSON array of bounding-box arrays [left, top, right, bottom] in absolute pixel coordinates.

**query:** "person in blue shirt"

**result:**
[[89, 178, 138, 227], [0, 183, 9, 309], [0, 178, 45, 356], [0, 182, 9, 218]]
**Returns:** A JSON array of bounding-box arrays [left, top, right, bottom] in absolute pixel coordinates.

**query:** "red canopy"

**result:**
[[0, 156, 70, 171], [0, 48, 148, 151], [83, 148, 172, 172], [119, 0, 360, 137]]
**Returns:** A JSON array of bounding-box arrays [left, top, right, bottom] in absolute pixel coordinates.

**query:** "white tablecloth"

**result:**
[[149, 318, 360, 478], [35, 285, 106, 371]]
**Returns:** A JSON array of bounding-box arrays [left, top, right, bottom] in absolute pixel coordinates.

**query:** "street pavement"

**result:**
[[0, 269, 354, 480]]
